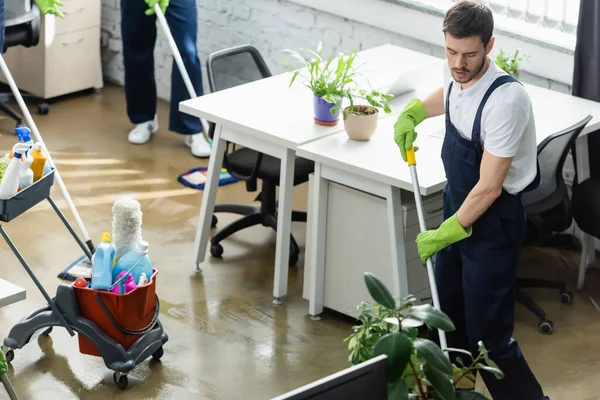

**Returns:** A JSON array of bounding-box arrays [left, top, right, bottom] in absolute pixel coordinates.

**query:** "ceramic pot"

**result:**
[[313, 95, 340, 126], [343, 105, 379, 141]]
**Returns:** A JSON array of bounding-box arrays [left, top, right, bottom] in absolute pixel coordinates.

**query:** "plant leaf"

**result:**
[[364, 272, 396, 309], [456, 391, 491, 399], [373, 333, 412, 382], [414, 338, 453, 377], [388, 379, 410, 400], [423, 364, 456, 400], [475, 363, 505, 380], [404, 304, 455, 332]]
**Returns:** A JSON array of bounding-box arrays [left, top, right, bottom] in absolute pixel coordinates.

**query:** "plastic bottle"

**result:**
[[138, 273, 148, 286], [112, 240, 153, 284], [111, 271, 137, 294], [30, 143, 47, 182], [91, 232, 116, 291], [9, 126, 34, 159], [18, 151, 33, 189], [0, 143, 31, 199]]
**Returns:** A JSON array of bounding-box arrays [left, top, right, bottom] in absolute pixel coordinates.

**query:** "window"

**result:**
[[400, 0, 580, 35]]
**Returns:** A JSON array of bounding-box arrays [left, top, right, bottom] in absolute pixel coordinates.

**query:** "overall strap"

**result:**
[[471, 74, 522, 144], [445, 81, 454, 124]]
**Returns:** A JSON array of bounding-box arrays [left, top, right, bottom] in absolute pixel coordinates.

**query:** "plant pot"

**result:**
[[343, 105, 379, 141], [313, 95, 340, 126]]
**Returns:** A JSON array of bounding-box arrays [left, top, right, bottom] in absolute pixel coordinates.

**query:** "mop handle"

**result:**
[[0, 55, 93, 248], [154, 4, 211, 140], [406, 147, 449, 355]]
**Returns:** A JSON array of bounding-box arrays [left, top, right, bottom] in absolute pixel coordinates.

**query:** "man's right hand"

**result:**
[[394, 99, 428, 162], [145, 0, 169, 15]]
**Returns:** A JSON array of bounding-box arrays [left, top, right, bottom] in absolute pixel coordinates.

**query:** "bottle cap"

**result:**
[[136, 240, 149, 255], [101, 232, 111, 242]]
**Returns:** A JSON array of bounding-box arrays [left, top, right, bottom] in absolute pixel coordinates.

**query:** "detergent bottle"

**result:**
[[112, 240, 153, 284], [0, 143, 31, 199], [30, 143, 47, 182], [18, 150, 33, 189], [91, 232, 116, 291], [111, 271, 137, 294]]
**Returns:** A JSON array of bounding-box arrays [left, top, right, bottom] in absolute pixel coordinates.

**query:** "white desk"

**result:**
[[178, 44, 443, 304], [0, 279, 25, 309], [298, 77, 600, 318]]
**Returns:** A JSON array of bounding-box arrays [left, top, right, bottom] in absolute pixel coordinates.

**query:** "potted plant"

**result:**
[[495, 49, 526, 78], [283, 42, 393, 134], [345, 272, 504, 399]]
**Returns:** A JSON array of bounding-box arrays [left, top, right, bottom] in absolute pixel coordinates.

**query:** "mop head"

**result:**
[[57, 255, 92, 281], [112, 197, 143, 260]]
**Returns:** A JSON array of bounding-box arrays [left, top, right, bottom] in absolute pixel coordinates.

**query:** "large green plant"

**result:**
[[282, 42, 393, 115], [495, 49, 526, 76], [345, 273, 504, 400]]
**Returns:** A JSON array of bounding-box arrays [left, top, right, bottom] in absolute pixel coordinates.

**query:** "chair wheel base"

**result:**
[[560, 291, 573, 305], [210, 243, 223, 258], [538, 319, 553, 334]]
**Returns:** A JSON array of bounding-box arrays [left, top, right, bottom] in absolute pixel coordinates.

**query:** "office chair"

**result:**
[[206, 45, 314, 267], [0, 1, 49, 129], [519, 114, 592, 334]]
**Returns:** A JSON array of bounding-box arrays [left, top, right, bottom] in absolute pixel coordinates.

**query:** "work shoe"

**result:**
[[185, 133, 211, 158], [128, 115, 158, 144]]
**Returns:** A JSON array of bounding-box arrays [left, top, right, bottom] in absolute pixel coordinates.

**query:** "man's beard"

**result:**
[[451, 54, 487, 83]]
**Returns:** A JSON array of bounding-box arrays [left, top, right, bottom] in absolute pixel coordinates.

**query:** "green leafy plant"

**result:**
[[495, 49, 527, 76], [345, 272, 504, 400], [282, 42, 393, 116]]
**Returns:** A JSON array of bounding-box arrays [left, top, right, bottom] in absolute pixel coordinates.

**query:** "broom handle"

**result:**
[[406, 147, 449, 357], [154, 4, 211, 141], [0, 55, 94, 253]]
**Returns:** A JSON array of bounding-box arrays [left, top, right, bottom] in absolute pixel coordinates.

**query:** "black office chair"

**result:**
[[519, 114, 592, 334], [206, 45, 314, 267], [0, 2, 49, 129]]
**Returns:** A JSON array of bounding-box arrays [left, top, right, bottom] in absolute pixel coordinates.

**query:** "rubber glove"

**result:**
[[0, 348, 7, 375], [416, 214, 472, 261], [34, 0, 64, 18], [394, 99, 428, 162], [145, 0, 169, 15]]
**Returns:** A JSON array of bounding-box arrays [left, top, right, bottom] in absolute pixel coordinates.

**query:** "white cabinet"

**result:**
[[1, 0, 102, 100]]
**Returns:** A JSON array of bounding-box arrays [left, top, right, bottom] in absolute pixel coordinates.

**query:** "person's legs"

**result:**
[[462, 202, 545, 400], [165, 0, 210, 157], [121, 0, 158, 143]]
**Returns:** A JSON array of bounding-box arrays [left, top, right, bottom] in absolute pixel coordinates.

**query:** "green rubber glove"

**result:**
[[145, 0, 169, 15], [416, 214, 472, 261], [394, 99, 428, 162], [34, 0, 64, 18], [0, 348, 7, 375]]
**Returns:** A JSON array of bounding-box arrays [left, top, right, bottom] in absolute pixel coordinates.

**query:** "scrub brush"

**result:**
[[111, 197, 143, 260]]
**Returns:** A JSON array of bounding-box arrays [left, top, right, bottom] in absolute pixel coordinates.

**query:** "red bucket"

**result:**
[[73, 269, 159, 357]]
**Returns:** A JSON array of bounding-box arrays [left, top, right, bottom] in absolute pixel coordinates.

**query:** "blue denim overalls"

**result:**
[[436, 74, 546, 399]]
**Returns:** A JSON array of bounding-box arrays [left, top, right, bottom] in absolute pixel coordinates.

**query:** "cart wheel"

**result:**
[[560, 291, 573, 305], [211, 215, 218, 228], [42, 327, 53, 336], [538, 320, 553, 335], [38, 102, 50, 115], [210, 243, 223, 258], [4, 350, 14, 363], [152, 346, 164, 361], [113, 372, 128, 390]]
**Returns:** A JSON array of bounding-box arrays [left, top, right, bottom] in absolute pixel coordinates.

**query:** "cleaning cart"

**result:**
[[0, 56, 168, 389]]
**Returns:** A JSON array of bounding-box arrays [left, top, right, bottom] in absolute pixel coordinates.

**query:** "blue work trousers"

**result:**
[[120, 0, 204, 135]]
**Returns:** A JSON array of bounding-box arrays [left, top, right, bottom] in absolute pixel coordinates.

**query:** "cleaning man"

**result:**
[[394, 1, 547, 399], [120, 0, 211, 158]]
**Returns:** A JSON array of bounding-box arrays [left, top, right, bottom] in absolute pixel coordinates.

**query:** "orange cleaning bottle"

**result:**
[[30, 143, 47, 182]]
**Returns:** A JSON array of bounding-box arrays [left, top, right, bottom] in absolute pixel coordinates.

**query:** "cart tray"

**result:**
[[0, 169, 55, 223]]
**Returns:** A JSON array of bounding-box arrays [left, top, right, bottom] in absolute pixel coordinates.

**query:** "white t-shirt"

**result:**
[[442, 58, 538, 195]]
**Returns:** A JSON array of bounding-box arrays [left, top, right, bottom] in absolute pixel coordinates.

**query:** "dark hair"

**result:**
[[443, 1, 494, 46]]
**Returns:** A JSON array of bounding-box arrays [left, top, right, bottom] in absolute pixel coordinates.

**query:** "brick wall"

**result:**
[[100, 0, 571, 101]]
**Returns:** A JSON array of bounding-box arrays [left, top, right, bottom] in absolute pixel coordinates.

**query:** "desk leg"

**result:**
[[308, 163, 328, 319], [575, 136, 595, 286], [273, 148, 295, 304], [387, 187, 409, 299], [193, 126, 226, 272]]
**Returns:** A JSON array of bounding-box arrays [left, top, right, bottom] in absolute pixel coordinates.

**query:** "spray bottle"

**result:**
[[18, 151, 34, 189], [0, 143, 32, 199]]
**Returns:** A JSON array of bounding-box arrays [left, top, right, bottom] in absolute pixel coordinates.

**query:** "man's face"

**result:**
[[445, 34, 493, 84]]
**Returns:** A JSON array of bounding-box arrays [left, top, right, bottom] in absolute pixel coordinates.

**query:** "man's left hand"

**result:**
[[145, 0, 169, 15], [416, 213, 471, 261]]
